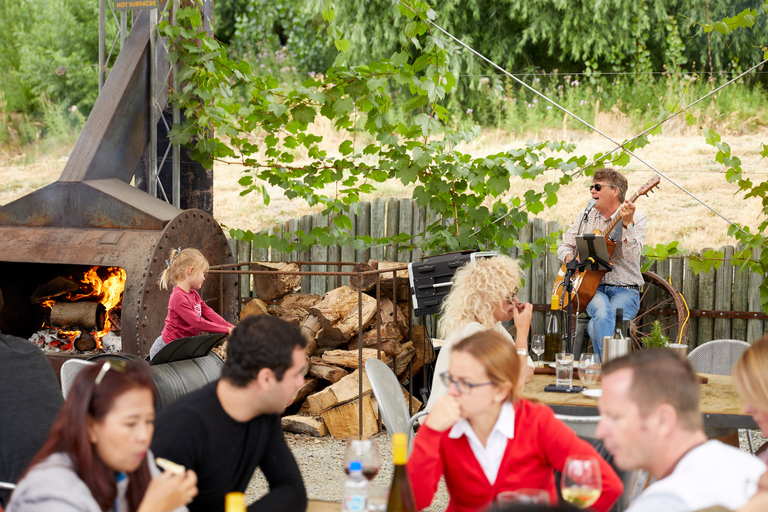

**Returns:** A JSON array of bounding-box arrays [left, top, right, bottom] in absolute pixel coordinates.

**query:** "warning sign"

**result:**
[[115, 0, 158, 10]]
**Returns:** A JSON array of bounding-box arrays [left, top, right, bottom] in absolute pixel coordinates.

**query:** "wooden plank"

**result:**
[[507, 218, 518, 260], [370, 198, 386, 261], [713, 245, 734, 340], [385, 198, 400, 262], [732, 245, 749, 342], [412, 204, 427, 262], [280, 221, 290, 263], [531, 218, 547, 337], [748, 247, 764, 342], [287, 218, 299, 263], [654, 258, 671, 333], [517, 221, 532, 304], [299, 215, 312, 293], [237, 239, 251, 299], [682, 253, 699, 348], [398, 199, 414, 263], [310, 213, 328, 296], [327, 214, 341, 291], [670, 256, 684, 344], [340, 209, 357, 287], [355, 202, 371, 264], [227, 237, 237, 262], [545, 220, 561, 300], [698, 248, 716, 346], [253, 230, 268, 262]]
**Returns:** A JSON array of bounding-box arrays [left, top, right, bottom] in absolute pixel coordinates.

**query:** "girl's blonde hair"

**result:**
[[733, 335, 768, 414], [437, 255, 522, 338], [158, 248, 209, 290], [453, 330, 520, 402]]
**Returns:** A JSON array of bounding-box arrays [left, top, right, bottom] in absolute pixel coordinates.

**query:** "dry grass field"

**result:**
[[2, 121, 766, 251]]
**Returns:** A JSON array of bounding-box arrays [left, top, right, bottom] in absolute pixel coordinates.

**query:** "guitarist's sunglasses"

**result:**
[[590, 183, 617, 192]]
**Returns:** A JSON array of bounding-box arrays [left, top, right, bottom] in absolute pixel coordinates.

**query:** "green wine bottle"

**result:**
[[386, 433, 417, 512]]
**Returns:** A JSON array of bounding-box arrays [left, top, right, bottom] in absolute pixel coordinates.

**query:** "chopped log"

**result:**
[[349, 263, 377, 293], [392, 341, 416, 376], [279, 293, 322, 310], [309, 286, 377, 347], [378, 298, 408, 338], [321, 348, 384, 369], [409, 324, 435, 376], [51, 302, 106, 331], [270, 305, 307, 326], [348, 323, 403, 356], [75, 332, 97, 352], [300, 315, 321, 356], [402, 388, 423, 415], [290, 377, 319, 407], [308, 358, 349, 383], [302, 369, 372, 413], [281, 415, 328, 437], [240, 298, 270, 320], [322, 395, 377, 439], [31, 276, 80, 303], [252, 262, 301, 301], [367, 260, 409, 301]]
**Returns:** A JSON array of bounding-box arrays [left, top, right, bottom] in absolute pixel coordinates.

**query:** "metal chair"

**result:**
[[365, 358, 426, 452], [60, 359, 97, 398], [555, 414, 647, 511], [687, 339, 754, 453]]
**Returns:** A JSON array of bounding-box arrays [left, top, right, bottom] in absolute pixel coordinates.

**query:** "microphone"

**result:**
[[583, 199, 596, 221]]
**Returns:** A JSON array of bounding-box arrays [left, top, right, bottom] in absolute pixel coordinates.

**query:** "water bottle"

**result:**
[[343, 460, 369, 512]]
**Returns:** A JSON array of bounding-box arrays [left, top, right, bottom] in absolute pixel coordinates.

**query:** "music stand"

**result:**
[[560, 234, 613, 353]]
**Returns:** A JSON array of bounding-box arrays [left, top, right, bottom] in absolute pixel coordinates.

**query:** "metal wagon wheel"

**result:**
[[629, 271, 689, 350]]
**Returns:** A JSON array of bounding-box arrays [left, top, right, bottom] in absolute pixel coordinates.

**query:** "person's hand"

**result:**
[[425, 395, 461, 432], [138, 469, 198, 512], [620, 200, 636, 228], [512, 302, 533, 343]]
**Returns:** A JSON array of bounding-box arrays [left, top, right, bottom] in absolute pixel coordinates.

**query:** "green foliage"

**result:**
[[644, 320, 670, 348]]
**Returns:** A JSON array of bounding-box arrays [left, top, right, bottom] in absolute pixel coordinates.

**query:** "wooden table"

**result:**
[[307, 500, 341, 512], [523, 373, 758, 429]]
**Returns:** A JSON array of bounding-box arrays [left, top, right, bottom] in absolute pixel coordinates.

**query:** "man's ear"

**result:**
[[650, 403, 677, 437], [255, 367, 275, 389]]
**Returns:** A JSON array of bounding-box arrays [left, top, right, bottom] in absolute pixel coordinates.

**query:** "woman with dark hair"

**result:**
[[7, 360, 197, 512], [408, 330, 623, 512]]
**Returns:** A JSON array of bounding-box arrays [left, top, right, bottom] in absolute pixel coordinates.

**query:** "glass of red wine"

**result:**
[[344, 438, 381, 481]]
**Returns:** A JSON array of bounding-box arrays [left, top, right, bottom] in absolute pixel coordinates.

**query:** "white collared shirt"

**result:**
[[448, 401, 515, 485]]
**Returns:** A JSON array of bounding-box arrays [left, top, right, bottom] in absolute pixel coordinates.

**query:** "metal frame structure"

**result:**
[[98, 0, 213, 208]]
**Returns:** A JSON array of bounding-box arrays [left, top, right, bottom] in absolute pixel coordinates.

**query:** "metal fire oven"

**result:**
[[0, 7, 237, 361]]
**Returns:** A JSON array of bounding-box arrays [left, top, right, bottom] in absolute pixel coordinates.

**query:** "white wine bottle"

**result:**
[[225, 492, 246, 512], [386, 433, 416, 512]]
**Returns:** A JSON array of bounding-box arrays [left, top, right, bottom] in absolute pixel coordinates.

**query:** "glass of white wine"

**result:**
[[578, 353, 601, 386], [531, 335, 545, 367], [561, 456, 602, 509]]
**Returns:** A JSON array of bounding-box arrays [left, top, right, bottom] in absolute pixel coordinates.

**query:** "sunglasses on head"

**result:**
[[590, 183, 617, 192], [94, 359, 128, 386]]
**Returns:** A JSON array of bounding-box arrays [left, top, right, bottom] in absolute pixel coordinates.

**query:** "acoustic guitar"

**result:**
[[552, 176, 661, 313]]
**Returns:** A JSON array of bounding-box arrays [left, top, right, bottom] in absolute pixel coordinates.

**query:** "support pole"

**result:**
[[98, 0, 106, 92], [149, 8, 158, 199]]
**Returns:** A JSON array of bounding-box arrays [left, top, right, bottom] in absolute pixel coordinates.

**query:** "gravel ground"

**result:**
[[244, 428, 766, 509], [245, 432, 448, 510]]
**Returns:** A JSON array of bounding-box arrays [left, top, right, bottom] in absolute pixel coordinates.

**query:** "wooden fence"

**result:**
[[226, 198, 768, 347]]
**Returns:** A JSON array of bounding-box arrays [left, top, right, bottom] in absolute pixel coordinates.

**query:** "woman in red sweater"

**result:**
[[407, 330, 622, 512]]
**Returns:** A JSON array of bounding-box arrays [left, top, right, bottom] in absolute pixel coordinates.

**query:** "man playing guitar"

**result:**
[[557, 168, 647, 359]]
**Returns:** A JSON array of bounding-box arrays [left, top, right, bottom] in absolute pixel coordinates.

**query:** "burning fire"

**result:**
[[41, 267, 126, 350]]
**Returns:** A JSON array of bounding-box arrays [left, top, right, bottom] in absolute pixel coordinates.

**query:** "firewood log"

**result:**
[[240, 298, 270, 320], [279, 293, 322, 310], [281, 415, 328, 437], [309, 286, 377, 347], [252, 262, 301, 301], [308, 357, 349, 383], [290, 377, 319, 407], [348, 323, 403, 356]]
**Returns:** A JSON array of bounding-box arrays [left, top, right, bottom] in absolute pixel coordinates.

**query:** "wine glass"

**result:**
[[531, 335, 545, 367], [496, 489, 550, 505], [344, 439, 381, 481], [561, 456, 602, 509], [578, 353, 601, 386]]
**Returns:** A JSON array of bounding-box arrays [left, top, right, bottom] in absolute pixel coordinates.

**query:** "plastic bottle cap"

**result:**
[[349, 461, 362, 472], [550, 294, 559, 310], [392, 432, 408, 465], [225, 492, 245, 510]]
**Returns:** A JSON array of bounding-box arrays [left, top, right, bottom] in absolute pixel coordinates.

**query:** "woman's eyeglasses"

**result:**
[[589, 183, 617, 192], [507, 291, 518, 304], [439, 372, 494, 395], [94, 359, 128, 386]]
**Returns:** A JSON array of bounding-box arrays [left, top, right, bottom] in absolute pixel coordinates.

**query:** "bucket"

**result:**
[[602, 335, 630, 363]]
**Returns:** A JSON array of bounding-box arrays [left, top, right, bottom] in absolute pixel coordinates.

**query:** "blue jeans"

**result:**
[[586, 285, 640, 360]]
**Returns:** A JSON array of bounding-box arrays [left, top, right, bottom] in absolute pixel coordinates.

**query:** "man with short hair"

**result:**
[[596, 349, 764, 512], [557, 168, 645, 359], [152, 315, 308, 512]]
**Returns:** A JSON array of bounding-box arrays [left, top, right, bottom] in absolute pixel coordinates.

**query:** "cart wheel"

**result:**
[[630, 271, 689, 350]]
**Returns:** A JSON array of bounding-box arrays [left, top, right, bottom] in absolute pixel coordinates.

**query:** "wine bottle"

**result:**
[[386, 433, 416, 512], [613, 308, 624, 341], [225, 492, 246, 512], [543, 294, 562, 363]]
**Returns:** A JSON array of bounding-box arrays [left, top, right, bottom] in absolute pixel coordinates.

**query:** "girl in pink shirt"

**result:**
[[149, 248, 234, 360]]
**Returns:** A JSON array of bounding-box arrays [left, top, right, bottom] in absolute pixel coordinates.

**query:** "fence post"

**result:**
[[299, 215, 312, 293], [531, 218, 547, 337], [748, 247, 764, 342], [341, 208, 358, 287], [385, 198, 400, 262], [412, 203, 427, 262], [713, 245, 734, 340], [732, 245, 749, 341], [370, 198, 386, 261], [355, 202, 371, 264], [683, 252, 699, 347], [698, 247, 716, 346], [311, 213, 328, 295], [398, 199, 414, 263], [518, 220, 533, 304]]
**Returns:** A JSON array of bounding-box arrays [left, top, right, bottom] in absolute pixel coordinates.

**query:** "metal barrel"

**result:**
[[149, 352, 223, 410]]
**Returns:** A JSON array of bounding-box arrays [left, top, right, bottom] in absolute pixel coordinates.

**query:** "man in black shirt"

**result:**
[[151, 315, 308, 512]]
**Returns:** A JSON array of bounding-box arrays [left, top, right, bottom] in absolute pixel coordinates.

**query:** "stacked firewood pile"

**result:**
[[237, 260, 433, 439]]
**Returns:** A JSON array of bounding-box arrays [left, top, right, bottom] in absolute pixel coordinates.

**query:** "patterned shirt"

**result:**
[[557, 207, 647, 288]]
